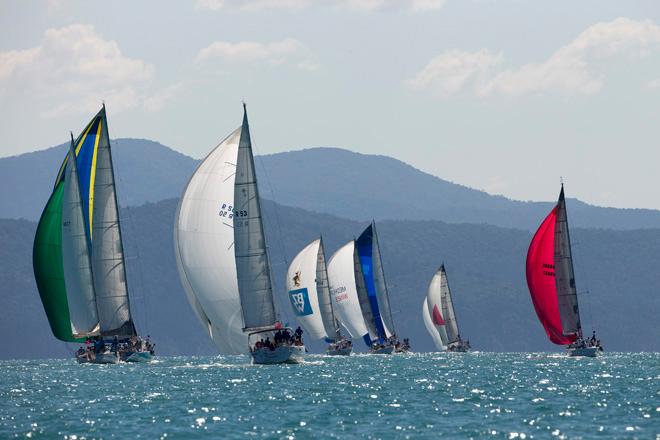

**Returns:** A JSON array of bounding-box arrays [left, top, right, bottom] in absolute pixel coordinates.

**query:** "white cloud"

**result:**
[[648, 78, 660, 89], [195, 38, 316, 70], [407, 17, 660, 98], [143, 82, 186, 113], [405, 49, 501, 98], [0, 24, 154, 117], [195, 0, 445, 12]]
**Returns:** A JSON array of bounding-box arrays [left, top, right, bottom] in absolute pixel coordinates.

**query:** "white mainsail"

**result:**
[[286, 238, 339, 340], [234, 110, 276, 329], [554, 189, 581, 336], [175, 105, 277, 354], [327, 241, 371, 342], [61, 142, 99, 337], [91, 109, 135, 337], [426, 268, 449, 347], [438, 265, 460, 344], [422, 298, 445, 351]]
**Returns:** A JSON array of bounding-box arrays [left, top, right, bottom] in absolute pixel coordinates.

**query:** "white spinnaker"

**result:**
[[427, 269, 449, 347], [61, 145, 99, 337], [422, 298, 445, 351], [286, 239, 327, 340], [92, 113, 134, 337], [174, 128, 247, 354], [327, 241, 369, 341]]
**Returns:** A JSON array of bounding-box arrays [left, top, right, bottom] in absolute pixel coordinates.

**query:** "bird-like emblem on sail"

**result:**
[[293, 271, 302, 287]]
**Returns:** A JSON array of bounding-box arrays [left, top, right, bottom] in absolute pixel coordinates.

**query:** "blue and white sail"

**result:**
[[356, 222, 394, 342]]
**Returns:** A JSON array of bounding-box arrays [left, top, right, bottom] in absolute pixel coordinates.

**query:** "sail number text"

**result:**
[[218, 203, 248, 219]]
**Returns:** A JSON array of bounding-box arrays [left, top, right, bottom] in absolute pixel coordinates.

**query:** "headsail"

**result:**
[[61, 138, 99, 338], [286, 238, 339, 341], [327, 241, 371, 345], [233, 105, 277, 330], [526, 186, 579, 345]]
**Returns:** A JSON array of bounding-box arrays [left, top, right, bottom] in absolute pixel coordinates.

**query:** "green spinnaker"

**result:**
[[32, 181, 84, 342]]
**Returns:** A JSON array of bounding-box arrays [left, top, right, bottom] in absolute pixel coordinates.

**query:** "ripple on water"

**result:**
[[0, 353, 658, 438]]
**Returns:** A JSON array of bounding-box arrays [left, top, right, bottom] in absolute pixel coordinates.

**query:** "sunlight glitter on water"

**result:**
[[0, 352, 658, 439]]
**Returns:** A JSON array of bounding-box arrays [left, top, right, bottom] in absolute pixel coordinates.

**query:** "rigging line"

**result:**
[[249, 127, 289, 268], [115, 166, 150, 337]]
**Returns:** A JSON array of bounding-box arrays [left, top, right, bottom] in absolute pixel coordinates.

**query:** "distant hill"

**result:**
[[258, 147, 660, 230], [0, 139, 197, 220], [3, 140, 660, 231], [1, 198, 658, 359]]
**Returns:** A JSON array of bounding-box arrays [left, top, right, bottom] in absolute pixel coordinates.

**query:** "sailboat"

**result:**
[[33, 106, 154, 364], [526, 185, 603, 357], [424, 265, 470, 352], [327, 222, 407, 354], [174, 104, 304, 365], [286, 237, 352, 356]]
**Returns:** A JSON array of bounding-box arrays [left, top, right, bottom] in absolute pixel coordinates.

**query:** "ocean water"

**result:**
[[1, 353, 658, 439]]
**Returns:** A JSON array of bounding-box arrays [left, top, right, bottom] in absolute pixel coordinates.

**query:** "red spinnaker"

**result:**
[[526, 206, 576, 345], [432, 304, 445, 326]]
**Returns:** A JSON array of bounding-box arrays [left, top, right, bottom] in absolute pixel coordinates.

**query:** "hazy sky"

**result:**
[[2, 1, 660, 209]]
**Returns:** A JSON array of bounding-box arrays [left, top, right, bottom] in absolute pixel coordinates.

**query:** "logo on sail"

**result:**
[[293, 271, 301, 287], [288, 288, 312, 316]]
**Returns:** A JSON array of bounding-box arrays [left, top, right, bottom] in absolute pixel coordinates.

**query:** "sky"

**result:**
[[1, 0, 660, 209]]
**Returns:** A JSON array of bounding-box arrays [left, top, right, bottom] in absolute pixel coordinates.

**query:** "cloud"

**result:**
[[0, 24, 154, 117], [195, 38, 316, 70], [405, 49, 502, 98], [143, 82, 186, 113], [407, 17, 660, 98], [195, 0, 445, 12]]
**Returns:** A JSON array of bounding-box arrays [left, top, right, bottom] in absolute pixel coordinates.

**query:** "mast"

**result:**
[[320, 235, 341, 340]]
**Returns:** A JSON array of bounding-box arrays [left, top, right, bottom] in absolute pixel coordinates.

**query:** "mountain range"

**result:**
[[3, 140, 660, 231]]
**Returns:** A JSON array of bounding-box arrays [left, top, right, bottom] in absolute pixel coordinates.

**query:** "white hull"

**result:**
[[89, 352, 120, 364], [568, 346, 602, 357], [369, 345, 395, 355], [252, 345, 305, 364], [124, 351, 154, 363], [326, 346, 352, 356]]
